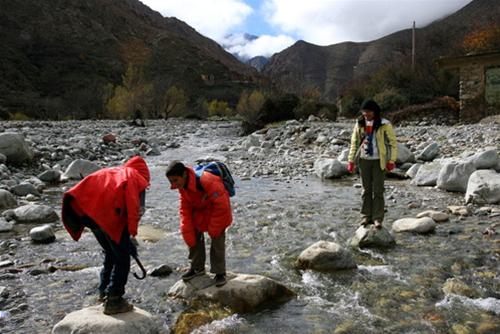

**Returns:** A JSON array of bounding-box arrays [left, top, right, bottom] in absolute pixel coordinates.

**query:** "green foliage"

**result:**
[[9, 112, 31, 121], [260, 93, 298, 123], [205, 99, 233, 117], [374, 88, 409, 112]]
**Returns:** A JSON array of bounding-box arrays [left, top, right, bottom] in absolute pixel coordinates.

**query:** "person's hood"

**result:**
[[123, 156, 150, 184]]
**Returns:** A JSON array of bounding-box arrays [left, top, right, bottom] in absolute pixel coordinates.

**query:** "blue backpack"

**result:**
[[194, 161, 235, 197]]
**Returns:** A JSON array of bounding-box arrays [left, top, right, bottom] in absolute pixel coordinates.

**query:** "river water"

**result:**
[[1, 120, 498, 333]]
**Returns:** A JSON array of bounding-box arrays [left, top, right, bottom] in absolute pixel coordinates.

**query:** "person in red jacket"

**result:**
[[61, 156, 150, 315], [166, 160, 232, 287]]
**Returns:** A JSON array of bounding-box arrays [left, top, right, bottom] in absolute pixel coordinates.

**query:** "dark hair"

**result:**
[[358, 99, 382, 129], [165, 160, 186, 177]]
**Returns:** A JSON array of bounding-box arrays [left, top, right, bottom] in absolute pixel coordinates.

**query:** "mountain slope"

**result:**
[[0, 0, 258, 118], [262, 0, 500, 102]]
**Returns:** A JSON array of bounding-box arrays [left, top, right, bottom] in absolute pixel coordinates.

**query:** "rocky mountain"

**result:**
[[246, 56, 268, 71], [0, 0, 259, 119], [262, 0, 500, 103]]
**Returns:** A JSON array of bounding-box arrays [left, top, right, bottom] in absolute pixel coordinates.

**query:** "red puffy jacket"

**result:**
[[62, 156, 150, 243], [178, 167, 232, 247]]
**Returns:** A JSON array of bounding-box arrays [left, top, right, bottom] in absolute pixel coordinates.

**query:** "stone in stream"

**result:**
[[12, 204, 59, 224], [148, 264, 173, 277], [29, 224, 56, 243], [313, 158, 348, 179], [0, 189, 17, 210], [52, 305, 159, 334], [391, 217, 436, 234], [0, 217, 14, 232], [411, 162, 442, 186], [416, 210, 449, 222], [37, 170, 62, 183], [466, 147, 499, 170], [465, 170, 500, 204], [62, 159, 101, 180], [168, 272, 295, 313], [349, 225, 396, 248], [436, 161, 476, 193], [11, 182, 40, 197], [0, 132, 34, 164], [297, 241, 357, 271]]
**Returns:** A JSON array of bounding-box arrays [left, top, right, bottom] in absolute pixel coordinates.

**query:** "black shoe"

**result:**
[[103, 296, 133, 315], [182, 268, 205, 282], [214, 274, 227, 287], [98, 291, 106, 303]]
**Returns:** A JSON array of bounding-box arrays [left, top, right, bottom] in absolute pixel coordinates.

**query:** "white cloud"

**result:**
[[263, 0, 473, 46], [140, 0, 253, 41], [223, 34, 295, 59]]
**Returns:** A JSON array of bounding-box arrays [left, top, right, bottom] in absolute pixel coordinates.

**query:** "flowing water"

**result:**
[[0, 121, 498, 333]]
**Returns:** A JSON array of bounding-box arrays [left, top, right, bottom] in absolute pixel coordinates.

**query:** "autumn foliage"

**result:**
[[462, 24, 500, 53]]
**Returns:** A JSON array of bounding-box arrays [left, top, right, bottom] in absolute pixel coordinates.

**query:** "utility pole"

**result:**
[[412, 21, 416, 71]]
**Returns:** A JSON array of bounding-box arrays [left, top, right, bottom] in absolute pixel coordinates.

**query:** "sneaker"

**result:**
[[103, 296, 134, 315], [182, 268, 205, 282], [374, 220, 383, 229], [214, 274, 227, 287]]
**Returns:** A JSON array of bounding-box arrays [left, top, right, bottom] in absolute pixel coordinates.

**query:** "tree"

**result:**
[[463, 24, 500, 53], [160, 86, 188, 118]]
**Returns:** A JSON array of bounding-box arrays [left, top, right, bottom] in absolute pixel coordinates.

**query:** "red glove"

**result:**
[[386, 161, 396, 171], [347, 161, 355, 173]]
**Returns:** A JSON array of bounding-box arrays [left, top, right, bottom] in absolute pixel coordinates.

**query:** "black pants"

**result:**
[[82, 217, 132, 297]]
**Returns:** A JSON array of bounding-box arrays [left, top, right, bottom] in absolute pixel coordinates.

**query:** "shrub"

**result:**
[[206, 99, 233, 117], [374, 88, 409, 112]]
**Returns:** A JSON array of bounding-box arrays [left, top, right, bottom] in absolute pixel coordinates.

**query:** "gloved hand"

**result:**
[[386, 161, 396, 171], [347, 161, 355, 173]]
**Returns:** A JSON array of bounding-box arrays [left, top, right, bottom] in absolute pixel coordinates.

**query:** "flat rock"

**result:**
[[392, 217, 436, 234], [297, 240, 357, 271], [52, 305, 159, 334], [416, 210, 449, 222], [349, 225, 396, 248]]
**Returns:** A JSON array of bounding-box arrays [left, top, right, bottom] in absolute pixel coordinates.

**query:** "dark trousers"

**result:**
[[359, 159, 385, 222], [82, 217, 131, 297], [189, 230, 226, 274]]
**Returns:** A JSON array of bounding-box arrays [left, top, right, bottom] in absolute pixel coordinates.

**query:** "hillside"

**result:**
[[262, 0, 500, 103], [0, 0, 259, 119]]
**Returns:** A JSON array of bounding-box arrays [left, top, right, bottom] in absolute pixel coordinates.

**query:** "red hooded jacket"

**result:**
[[178, 167, 232, 247], [62, 156, 150, 243]]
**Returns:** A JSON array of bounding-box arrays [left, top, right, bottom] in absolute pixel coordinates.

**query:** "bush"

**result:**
[[206, 99, 233, 117], [374, 88, 409, 112], [9, 112, 31, 121]]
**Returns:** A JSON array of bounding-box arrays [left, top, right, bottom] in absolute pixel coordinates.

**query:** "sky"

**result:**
[[140, 0, 474, 59]]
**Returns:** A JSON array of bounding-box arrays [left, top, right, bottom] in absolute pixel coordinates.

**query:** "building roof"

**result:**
[[437, 50, 500, 69]]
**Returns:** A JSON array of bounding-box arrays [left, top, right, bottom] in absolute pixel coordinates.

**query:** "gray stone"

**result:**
[[29, 224, 56, 243], [0, 189, 17, 210], [0, 133, 34, 164], [349, 225, 396, 248], [37, 170, 61, 183], [0, 217, 14, 232], [416, 210, 449, 222], [436, 161, 476, 193], [168, 273, 294, 313], [467, 147, 499, 170], [297, 241, 357, 271], [149, 264, 172, 277], [11, 182, 40, 197], [337, 149, 349, 162], [62, 159, 100, 180], [396, 143, 415, 164], [314, 158, 348, 179], [465, 170, 500, 204], [13, 204, 59, 224], [52, 305, 159, 334], [417, 142, 440, 161], [0, 153, 6, 164], [405, 163, 422, 179], [411, 162, 442, 186], [392, 217, 436, 234]]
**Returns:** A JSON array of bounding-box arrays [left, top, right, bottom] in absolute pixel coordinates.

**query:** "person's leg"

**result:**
[[359, 159, 374, 224], [372, 161, 385, 225], [105, 228, 131, 298], [210, 231, 226, 274], [189, 230, 206, 272]]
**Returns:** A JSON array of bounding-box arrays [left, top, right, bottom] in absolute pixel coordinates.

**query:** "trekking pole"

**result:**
[[131, 254, 147, 280]]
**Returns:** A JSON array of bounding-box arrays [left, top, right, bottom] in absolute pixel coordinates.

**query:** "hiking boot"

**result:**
[[182, 268, 205, 282], [360, 218, 372, 226], [374, 220, 383, 229], [214, 274, 227, 287], [103, 296, 134, 315]]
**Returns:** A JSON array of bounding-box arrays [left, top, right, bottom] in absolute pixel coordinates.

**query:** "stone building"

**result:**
[[438, 51, 500, 122]]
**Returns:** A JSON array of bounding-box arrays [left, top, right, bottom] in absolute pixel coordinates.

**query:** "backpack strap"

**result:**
[[194, 169, 205, 192]]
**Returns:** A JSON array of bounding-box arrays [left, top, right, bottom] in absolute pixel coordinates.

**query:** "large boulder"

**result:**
[[416, 142, 440, 161], [467, 147, 499, 170], [52, 305, 159, 334], [169, 273, 294, 313], [349, 225, 396, 248], [392, 217, 436, 234], [0, 132, 34, 164], [297, 241, 357, 271], [0, 189, 17, 210], [465, 170, 500, 204], [314, 158, 348, 179], [411, 162, 441, 186], [396, 143, 415, 164], [29, 224, 56, 243], [62, 159, 101, 180], [436, 161, 476, 193], [12, 204, 59, 224]]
